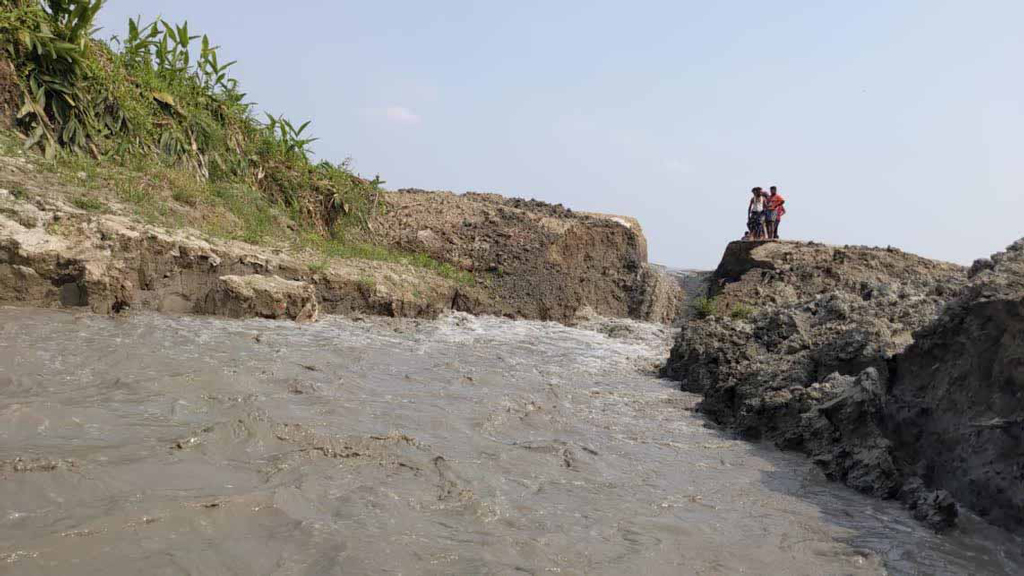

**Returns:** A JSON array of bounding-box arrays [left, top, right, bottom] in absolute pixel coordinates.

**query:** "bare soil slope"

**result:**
[[372, 189, 681, 323]]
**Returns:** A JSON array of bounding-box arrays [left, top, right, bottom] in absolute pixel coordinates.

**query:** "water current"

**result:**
[[1, 308, 1021, 575]]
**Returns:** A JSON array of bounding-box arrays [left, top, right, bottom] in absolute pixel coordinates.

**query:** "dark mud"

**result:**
[[663, 239, 1024, 534]]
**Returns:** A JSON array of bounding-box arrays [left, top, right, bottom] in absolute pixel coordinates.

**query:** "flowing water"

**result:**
[[0, 308, 1021, 575]]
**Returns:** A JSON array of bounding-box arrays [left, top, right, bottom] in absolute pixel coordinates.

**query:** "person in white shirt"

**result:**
[[747, 187, 767, 240]]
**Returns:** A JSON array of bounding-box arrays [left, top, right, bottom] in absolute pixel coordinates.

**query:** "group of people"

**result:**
[[744, 185, 786, 240]]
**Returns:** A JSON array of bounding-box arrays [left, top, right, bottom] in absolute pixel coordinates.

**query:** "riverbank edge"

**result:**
[[662, 238, 1024, 534], [0, 157, 682, 325]]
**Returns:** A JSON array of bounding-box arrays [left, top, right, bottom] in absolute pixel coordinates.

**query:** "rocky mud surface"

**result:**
[[372, 189, 681, 323], [886, 239, 1024, 531], [662, 239, 1024, 531]]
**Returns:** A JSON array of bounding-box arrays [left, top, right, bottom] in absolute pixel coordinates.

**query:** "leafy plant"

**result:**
[[0, 1, 391, 256], [113, 175, 147, 204], [264, 113, 316, 160], [2, 0, 106, 157]]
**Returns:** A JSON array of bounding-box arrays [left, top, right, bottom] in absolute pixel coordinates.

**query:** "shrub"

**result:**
[[691, 296, 719, 319], [729, 303, 755, 320]]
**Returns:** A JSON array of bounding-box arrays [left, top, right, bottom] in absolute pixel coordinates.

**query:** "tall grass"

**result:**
[[0, 0, 383, 234]]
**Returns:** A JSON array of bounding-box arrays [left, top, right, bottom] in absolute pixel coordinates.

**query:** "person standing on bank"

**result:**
[[765, 185, 786, 239], [747, 187, 766, 239]]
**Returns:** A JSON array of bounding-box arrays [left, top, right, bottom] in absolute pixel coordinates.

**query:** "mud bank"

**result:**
[[662, 239, 1024, 532], [0, 161, 680, 324], [0, 186, 477, 322], [372, 189, 681, 323], [886, 240, 1024, 531]]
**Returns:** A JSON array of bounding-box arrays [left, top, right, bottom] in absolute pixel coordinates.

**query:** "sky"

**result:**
[[96, 1, 1022, 269]]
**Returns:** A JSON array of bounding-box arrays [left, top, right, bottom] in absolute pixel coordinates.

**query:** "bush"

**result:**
[[729, 303, 755, 320], [691, 296, 719, 319]]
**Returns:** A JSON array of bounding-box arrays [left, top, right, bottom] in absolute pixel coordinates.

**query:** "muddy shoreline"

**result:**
[[662, 239, 1024, 533], [0, 162, 681, 324]]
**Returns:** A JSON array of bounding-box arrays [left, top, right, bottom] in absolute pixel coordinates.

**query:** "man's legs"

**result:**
[[773, 217, 781, 239]]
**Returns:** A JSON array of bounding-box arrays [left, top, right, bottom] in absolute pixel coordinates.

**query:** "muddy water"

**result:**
[[1, 309, 1021, 575]]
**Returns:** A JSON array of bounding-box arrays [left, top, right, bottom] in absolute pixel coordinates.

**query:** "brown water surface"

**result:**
[[0, 309, 1020, 575]]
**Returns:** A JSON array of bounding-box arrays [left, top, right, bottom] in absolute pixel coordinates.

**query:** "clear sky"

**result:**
[[96, 1, 1022, 269]]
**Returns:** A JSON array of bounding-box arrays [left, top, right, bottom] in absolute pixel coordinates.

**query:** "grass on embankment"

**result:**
[[0, 129, 472, 286], [0, 2, 471, 286]]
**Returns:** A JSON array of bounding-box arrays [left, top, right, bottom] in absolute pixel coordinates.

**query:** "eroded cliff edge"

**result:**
[[662, 239, 1024, 532], [0, 158, 680, 324], [885, 240, 1024, 531], [371, 190, 680, 323]]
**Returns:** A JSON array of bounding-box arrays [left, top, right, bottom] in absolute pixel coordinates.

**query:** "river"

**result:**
[[0, 309, 1020, 575]]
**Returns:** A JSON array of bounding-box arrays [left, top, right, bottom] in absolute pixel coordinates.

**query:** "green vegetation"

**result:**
[[307, 259, 329, 274], [690, 295, 756, 321], [691, 296, 756, 321], [71, 194, 105, 211], [0, 0, 381, 234], [691, 296, 720, 319], [357, 275, 376, 292], [300, 233, 474, 285], [729, 303, 755, 321], [0, 1, 471, 285]]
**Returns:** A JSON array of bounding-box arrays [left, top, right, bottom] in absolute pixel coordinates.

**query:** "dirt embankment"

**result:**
[[0, 190, 472, 322], [0, 161, 680, 324], [371, 189, 681, 323], [661, 239, 1024, 531]]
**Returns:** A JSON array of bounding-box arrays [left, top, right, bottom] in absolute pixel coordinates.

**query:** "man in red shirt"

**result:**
[[765, 186, 786, 239]]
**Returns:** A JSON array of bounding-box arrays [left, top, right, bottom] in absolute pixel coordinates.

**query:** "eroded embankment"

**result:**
[[371, 190, 681, 323], [662, 239, 1024, 532], [0, 160, 680, 324], [885, 240, 1024, 531], [0, 187, 476, 322]]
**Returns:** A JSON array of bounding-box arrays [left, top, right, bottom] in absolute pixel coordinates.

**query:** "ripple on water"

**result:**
[[0, 308, 1021, 575]]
